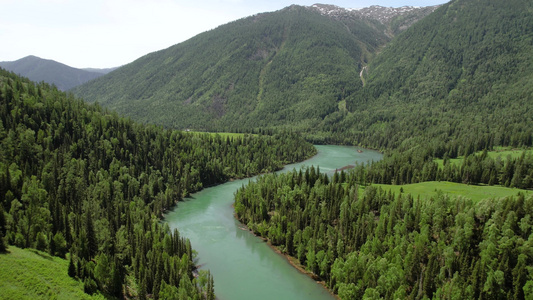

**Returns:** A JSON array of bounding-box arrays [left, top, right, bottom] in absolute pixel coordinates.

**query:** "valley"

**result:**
[[1, 0, 533, 299], [165, 145, 381, 300]]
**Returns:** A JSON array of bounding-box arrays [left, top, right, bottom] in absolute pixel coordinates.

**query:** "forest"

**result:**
[[235, 166, 533, 299], [356, 148, 533, 189], [0, 67, 316, 298]]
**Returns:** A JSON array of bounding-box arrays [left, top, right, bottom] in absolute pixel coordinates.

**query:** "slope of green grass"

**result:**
[[434, 147, 533, 168], [485, 147, 533, 159], [434, 157, 464, 169], [0, 246, 103, 300], [185, 131, 254, 140], [371, 181, 532, 202]]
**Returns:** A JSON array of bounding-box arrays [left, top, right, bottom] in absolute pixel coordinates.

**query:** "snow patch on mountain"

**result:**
[[309, 3, 440, 25]]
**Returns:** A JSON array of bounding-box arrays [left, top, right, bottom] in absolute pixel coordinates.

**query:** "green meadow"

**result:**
[[0, 247, 103, 300], [371, 181, 532, 203], [434, 147, 533, 168], [184, 131, 254, 140]]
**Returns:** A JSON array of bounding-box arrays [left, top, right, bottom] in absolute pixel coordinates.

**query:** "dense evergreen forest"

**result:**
[[235, 167, 533, 299], [360, 148, 533, 189], [0, 68, 316, 298]]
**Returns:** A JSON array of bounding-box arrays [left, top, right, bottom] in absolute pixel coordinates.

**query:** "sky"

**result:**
[[0, 0, 447, 69]]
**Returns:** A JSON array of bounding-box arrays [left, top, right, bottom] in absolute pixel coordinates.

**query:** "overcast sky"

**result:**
[[1, 0, 447, 69]]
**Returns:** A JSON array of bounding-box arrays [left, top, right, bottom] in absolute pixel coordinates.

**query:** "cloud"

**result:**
[[0, 0, 250, 67]]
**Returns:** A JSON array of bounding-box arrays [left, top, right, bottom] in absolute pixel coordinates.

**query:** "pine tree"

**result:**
[[0, 205, 6, 252], [68, 255, 76, 278], [85, 212, 97, 259], [207, 271, 215, 300], [0, 235, 6, 253], [110, 260, 124, 297]]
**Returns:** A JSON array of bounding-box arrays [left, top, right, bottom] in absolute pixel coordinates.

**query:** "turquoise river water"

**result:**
[[164, 145, 383, 300]]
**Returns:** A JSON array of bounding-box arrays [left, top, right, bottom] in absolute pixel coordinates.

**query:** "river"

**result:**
[[164, 145, 383, 300]]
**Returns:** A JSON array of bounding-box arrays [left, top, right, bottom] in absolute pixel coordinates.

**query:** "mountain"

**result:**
[[309, 4, 439, 36], [336, 0, 533, 150], [81, 67, 118, 74], [73, 0, 532, 154], [0, 55, 112, 90], [72, 4, 437, 131]]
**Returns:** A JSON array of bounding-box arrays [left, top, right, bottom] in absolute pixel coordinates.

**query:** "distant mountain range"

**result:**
[[0, 55, 117, 90]]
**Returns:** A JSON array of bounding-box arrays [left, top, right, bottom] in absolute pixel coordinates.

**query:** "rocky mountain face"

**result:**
[[309, 4, 440, 35]]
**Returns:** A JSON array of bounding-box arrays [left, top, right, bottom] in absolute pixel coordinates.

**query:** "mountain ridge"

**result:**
[[0, 55, 115, 90], [72, 3, 434, 131], [72, 0, 532, 153], [336, 0, 533, 150]]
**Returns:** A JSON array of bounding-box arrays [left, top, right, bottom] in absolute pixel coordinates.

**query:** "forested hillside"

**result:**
[[308, 0, 533, 192], [72, 5, 433, 131], [0, 68, 316, 298], [235, 167, 533, 299], [2, 0, 533, 298], [333, 0, 533, 150], [72, 0, 532, 156]]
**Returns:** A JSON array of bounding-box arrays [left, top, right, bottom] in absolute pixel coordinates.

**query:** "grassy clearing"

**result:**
[[0, 246, 103, 300], [183, 131, 254, 140], [434, 157, 463, 168], [371, 181, 532, 202], [434, 147, 533, 168], [486, 147, 533, 159]]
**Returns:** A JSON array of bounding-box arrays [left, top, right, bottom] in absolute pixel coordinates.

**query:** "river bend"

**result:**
[[164, 145, 383, 300]]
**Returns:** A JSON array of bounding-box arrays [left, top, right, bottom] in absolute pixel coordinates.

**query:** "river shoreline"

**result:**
[[166, 145, 383, 300], [234, 212, 340, 300], [227, 146, 382, 299]]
